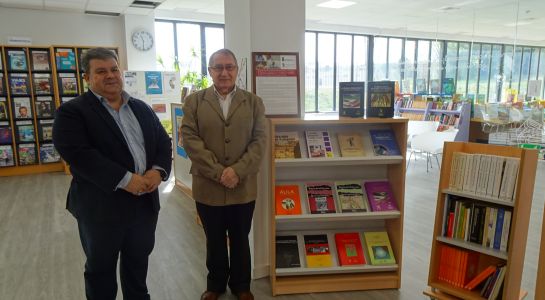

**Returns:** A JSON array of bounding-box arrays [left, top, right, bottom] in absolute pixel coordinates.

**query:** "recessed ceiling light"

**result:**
[[317, 0, 356, 9]]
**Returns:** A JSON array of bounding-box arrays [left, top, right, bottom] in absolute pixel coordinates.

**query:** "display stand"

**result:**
[[425, 142, 538, 300], [396, 101, 470, 142], [0, 45, 63, 175], [269, 117, 407, 295]]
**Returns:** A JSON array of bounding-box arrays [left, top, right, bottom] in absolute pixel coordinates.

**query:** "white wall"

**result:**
[[123, 13, 157, 71]]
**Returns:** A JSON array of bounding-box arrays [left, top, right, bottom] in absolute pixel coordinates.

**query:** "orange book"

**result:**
[[275, 185, 302, 215], [464, 265, 497, 290]]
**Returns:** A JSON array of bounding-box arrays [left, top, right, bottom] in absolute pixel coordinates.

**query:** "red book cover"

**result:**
[[334, 232, 365, 266], [447, 212, 455, 238], [306, 182, 336, 214], [275, 184, 302, 215], [364, 181, 398, 212], [465, 265, 496, 290]]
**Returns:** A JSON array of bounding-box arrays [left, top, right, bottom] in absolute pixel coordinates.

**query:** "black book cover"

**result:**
[[275, 235, 300, 268], [367, 81, 395, 118], [339, 82, 365, 117]]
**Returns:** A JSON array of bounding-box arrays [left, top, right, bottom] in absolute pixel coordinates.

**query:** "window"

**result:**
[[317, 33, 335, 112], [305, 32, 317, 112], [373, 37, 388, 81], [416, 40, 430, 93], [403, 40, 416, 93], [336, 34, 353, 111], [456, 43, 470, 95], [155, 21, 175, 71], [478, 44, 491, 102], [388, 38, 402, 83]]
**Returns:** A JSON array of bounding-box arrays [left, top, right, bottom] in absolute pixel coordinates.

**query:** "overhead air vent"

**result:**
[[130, 1, 162, 9], [85, 10, 121, 16]]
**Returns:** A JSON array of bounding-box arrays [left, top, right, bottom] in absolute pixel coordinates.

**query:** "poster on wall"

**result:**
[[145, 71, 162, 95], [171, 103, 187, 158], [252, 52, 300, 117], [163, 71, 180, 96]]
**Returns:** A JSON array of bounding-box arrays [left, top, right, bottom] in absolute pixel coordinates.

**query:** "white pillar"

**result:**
[[224, 0, 306, 280]]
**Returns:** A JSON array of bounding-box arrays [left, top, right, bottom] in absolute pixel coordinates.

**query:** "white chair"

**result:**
[[407, 121, 439, 167], [410, 129, 458, 172]]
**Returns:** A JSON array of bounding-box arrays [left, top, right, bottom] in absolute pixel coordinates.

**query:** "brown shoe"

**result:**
[[200, 291, 221, 300], [236, 291, 254, 300]]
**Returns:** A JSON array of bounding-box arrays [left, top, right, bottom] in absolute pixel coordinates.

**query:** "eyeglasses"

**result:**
[[209, 64, 237, 72]]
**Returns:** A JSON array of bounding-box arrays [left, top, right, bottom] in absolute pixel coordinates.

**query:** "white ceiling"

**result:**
[[0, 0, 544, 44]]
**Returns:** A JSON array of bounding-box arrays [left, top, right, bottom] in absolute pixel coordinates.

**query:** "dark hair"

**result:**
[[208, 48, 238, 67], [81, 47, 118, 74]]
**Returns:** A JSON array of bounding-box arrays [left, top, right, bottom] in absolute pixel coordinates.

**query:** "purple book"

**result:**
[[364, 181, 398, 212]]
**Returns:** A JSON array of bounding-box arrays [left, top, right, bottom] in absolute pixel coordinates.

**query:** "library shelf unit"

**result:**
[[0, 45, 64, 176], [425, 142, 538, 300], [269, 117, 407, 295], [395, 101, 470, 142]]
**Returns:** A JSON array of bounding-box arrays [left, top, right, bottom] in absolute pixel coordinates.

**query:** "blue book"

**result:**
[[493, 208, 505, 250], [369, 129, 400, 156]]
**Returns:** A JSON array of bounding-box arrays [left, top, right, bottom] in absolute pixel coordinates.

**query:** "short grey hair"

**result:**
[[81, 47, 118, 74], [208, 48, 238, 67]]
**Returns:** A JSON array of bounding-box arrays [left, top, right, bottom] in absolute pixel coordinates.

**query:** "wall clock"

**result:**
[[131, 29, 154, 52]]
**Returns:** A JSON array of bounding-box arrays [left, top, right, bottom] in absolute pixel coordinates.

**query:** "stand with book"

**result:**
[[269, 117, 407, 295], [423, 142, 538, 300]]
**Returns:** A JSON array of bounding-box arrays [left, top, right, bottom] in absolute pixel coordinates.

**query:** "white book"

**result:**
[[457, 153, 467, 191], [505, 158, 520, 202], [492, 157, 505, 199], [476, 155, 491, 196], [468, 154, 481, 194], [500, 210, 512, 252], [449, 152, 460, 190], [462, 154, 474, 192], [305, 130, 334, 158], [488, 208, 497, 249], [486, 156, 498, 197], [499, 158, 512, 200]]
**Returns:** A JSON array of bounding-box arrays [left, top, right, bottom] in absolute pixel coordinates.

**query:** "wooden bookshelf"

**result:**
[[269, 117, 407, 295], [425, 142, 538, 299]]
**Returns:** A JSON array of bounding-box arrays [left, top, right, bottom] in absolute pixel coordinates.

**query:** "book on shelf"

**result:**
[[0, 74, 4, 95], [337, 132, 365, 157], [0, 50, 3, 70], [364, 181, 398, 212], [15, 120, 35, 143], [437, 244, 479, 288], [55, 48, 76, 70], [12, 97, 33, 119], [275, 184, 302, 215], [367, 81, 395, 118], [334, 232, 366, 266], [335, 180, 369, 212], [304, 234, 333, 267], [33, 73, 53, 95], [484, 265, 506, 299], [338, 81, 365, 117], [7, 49, 28, 71], [305, 130, 334, 158], [442, 78, 455, 95], [17, 143, 37, 165], [0, 122, 12, 144], [30, 50, 51, 71], [276, 235, 301, 268], [0, 145, 15, 167], [416, 78, 427, 94], [430, 79, 441, 94], [305, 182, 336, 214], [274, 131, 302, 159], [0, 100, 7, 120], [37, 119, 54, 142], [368, 129, 400, 156], [464, 265, 497, 290], [363, 231, 396, 265], [9, 73, 30, 95], [58, 73, 78, 95], [39, 143, 61, 163], [35, 96, 55, 118]]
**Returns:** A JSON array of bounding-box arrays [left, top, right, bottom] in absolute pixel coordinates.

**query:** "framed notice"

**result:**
[[252, 52, 300, 117]]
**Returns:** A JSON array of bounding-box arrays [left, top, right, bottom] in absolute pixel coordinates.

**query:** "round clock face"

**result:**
[[131, 30, 154, 51]]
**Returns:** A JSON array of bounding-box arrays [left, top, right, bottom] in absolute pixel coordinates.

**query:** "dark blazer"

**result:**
[[53, 91, 172, 223]]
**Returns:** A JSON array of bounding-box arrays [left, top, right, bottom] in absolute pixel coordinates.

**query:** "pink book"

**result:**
[[364, 181, 398, 212]]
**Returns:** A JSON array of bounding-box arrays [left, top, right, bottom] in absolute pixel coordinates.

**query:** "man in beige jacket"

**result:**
[[181, 49, 267, 300]]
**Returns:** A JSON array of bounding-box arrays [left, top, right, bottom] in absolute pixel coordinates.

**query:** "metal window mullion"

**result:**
[[350, 35, 355, 82], [464, 43, 471, 96], [333, 34, 338, 112], [485, 45, 493, 102]]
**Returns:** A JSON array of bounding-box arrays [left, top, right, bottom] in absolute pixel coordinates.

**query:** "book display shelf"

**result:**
[[269, 117, 407, 295], [424, 142, 538, 300], [0, 45, 63, 176], [396, 100, 471, 142]]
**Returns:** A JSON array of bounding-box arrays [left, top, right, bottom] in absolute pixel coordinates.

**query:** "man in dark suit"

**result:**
[[53, 47, 172, 300]]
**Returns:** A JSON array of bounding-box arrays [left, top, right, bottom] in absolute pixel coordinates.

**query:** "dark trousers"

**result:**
[[77, 213, 158, 300], [196, 201, 255, 294]]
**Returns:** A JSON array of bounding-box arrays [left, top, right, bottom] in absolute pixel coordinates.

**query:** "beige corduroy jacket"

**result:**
[[181, 86, 267, 206]]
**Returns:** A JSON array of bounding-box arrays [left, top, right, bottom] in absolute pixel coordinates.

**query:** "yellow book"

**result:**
[[337, 132, 365, 157], [364, 231, 396, 265], [304, 234, 333, 267]]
